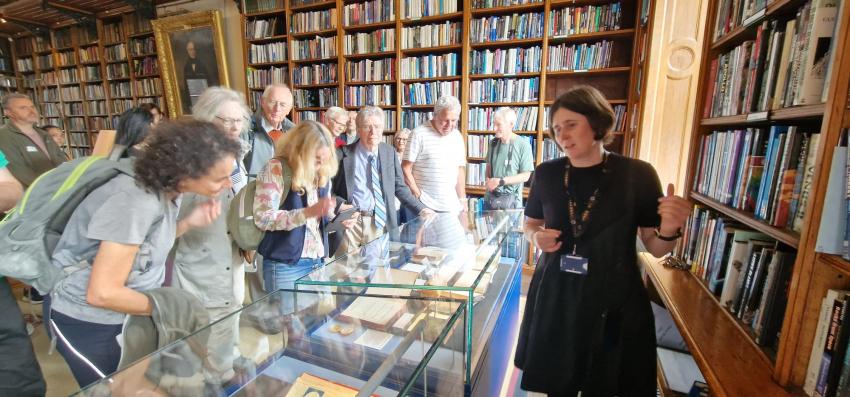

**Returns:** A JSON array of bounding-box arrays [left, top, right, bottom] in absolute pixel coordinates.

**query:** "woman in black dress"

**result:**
[[516, 86, 691, 396]]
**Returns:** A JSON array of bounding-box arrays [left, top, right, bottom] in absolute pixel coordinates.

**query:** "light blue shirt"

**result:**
[[351, 142, 380, 211]]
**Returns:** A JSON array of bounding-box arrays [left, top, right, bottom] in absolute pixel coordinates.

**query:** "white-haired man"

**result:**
[[484, 107, 533, 209], [242, 83, 295, 175], [323, 106, 350, 148], [401, 95, 467, 213]]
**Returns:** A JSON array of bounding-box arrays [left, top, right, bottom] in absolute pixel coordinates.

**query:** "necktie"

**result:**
[[230, 159, 245, 192], [369, 155, 386, 231], [268, 129, 283, 142]]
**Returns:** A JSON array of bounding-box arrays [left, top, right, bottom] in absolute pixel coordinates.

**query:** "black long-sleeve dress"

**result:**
[[516, 153, 663, 396]]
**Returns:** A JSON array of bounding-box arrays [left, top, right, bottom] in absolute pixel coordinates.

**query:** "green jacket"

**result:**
[[0, 121, 67, 187]]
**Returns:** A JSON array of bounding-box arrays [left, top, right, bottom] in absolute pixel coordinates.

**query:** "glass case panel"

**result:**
[[296, 210, 524, 382], [73, 289, 466, 397]]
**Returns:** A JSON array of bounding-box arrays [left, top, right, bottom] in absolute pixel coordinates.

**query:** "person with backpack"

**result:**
[[171, 87, 251, 381], [112, 107, 155, 159], [44, 120, 241, 388], [253, 120, 337, 314], [0, 149, 44, 396]]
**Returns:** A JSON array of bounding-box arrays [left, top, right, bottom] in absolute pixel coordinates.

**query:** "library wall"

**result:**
[[637, 0, 709, 192], [157, 0, 247, 93]]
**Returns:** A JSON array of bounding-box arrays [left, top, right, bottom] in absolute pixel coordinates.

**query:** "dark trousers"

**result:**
[[0, 278, 45, 396], [46, 301, 122, 388]]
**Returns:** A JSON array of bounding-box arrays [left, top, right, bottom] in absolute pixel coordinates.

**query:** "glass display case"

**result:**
[[295, 210, 525, 384], [73, 289, 467, 396]]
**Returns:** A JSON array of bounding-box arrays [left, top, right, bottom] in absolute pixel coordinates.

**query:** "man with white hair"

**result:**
[[323, 106, 349, 147], [484, 107, 533, 209], [242, 83, 295, 175], [402, 95, 467, 213]]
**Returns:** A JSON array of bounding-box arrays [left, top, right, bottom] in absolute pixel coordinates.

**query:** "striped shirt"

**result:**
[[403, 122, 465, 212]]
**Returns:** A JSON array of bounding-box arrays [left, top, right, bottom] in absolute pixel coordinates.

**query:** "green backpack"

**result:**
[[227, 161, 291, 251], [0, 155, 134, 293]]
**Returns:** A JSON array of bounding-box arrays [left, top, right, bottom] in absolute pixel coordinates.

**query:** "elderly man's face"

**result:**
[[324, 113, 348, 136], [432, 109, 459, 136], [357, 115, 383, 152], [260, 86, 293, 127], [4, 97, 39, 125]]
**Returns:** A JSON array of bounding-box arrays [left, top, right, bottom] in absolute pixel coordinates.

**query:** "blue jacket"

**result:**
[[257, 185, 329, 263]]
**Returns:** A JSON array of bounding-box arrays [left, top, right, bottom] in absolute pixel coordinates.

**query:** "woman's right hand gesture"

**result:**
[[533, 228, 563, 253], [304, 196, 334, 219]]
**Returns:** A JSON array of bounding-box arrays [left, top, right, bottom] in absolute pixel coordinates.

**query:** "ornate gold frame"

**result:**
[[151, 10, 230, 117]]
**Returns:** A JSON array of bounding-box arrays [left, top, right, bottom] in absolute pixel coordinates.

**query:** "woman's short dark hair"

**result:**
[[548, 86, 615, 144], [134, 120, 241, 195], [115, 107, 153, 148], [138, 102, 162, 116]]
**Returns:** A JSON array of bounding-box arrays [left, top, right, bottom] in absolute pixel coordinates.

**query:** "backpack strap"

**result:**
[[279, 159, 292, 209]]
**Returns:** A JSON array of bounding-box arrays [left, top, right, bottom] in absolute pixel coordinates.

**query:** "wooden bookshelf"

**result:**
[[658, 0, 850, 394]]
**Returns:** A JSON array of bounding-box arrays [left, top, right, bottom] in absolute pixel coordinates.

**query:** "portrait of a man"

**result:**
[[169, 28, 220, 113]]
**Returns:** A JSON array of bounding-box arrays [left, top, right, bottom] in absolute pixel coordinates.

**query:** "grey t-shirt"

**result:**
[[50, 174, 180, 325]]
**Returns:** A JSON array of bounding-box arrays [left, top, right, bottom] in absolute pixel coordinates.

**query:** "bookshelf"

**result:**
[[644, 0, 850, 395], [6, 8, 166, 159], [236, 0, 655, 270]]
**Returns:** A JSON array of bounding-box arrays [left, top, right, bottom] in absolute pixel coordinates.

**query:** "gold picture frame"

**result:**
[[152, 10, 230, 117]]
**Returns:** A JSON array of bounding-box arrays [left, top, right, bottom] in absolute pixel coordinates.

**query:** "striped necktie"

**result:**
[[369, 155, 386, 230]]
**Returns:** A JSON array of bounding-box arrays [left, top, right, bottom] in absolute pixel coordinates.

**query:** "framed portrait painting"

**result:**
[[152, 10, 230, 117]]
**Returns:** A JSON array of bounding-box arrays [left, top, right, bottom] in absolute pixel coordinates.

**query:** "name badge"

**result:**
[[26, 146, 38, 152], [560, 255, 589, 275]]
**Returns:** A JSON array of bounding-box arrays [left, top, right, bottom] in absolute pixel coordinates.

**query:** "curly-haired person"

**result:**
[[43, 120, 241, 388]]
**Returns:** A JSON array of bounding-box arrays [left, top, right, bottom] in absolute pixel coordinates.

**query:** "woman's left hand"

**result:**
[[183, 198, 221, 229], [657, 183, 691, 234]]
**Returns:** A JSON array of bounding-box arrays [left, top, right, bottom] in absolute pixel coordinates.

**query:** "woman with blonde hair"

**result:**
[[253, 120, 338, 312]]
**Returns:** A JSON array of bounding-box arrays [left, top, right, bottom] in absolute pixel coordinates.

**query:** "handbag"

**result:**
[[486, 138, 519, 210]]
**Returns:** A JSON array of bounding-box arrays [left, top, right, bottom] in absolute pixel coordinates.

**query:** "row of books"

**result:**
[[677, 206, 794, 350], [79, 47, 99, 63], [140, 96, 163, 110], [83, 66, 101, 82], [612, 104, 627, 132], [467, 163, 487, 186], [133, 58, 159, 76], [541, 137, 563, 161], [343, 0, 394, 25], [110, 81, 133, 98], [61, 86, 82, 101], [249, 91, 263, 110], [403, 81, 459, 106], [68, 132, 89, 145], [471, 46, 542, 75], [54, 29, 72, 49], [244, 0, 283, 13], [468, 106, 538, 131], [250, 65, 289, 89], [37, 54, 53, 70], [69, 147, 90, 158], [64, 102, 84, 116], [127, 14, 153, 36], [713, 0, 768, 41], [16, 58, 33, 72], [295, 87, 338, 107], [106, 64, 130, 80], [66, 119, 85, 132], [247, 17, 284, 38], [805, 288, 850, 397], [344, 29, 395, 55], [102, 22, 124, 43], [549, 2, 623, 37], [469, 77, 539, 103], [294, 63, 335, 85], [85, 85, 105, 100], [42, 103, 60, 117], [291, 11, 335, 34], [41, 88, 59, 102], [400, 53, 459, 79], [692, 127, 819, 232], [105, 43, 127, 62], [547, 40, 614, 71], [344, 84, 395, 106], [402, 109, 432, 129], [89, 116, 112, 130], [472, 0, 539, 7], [14, 38, 33, 55], [348, 58, 395, 81], [293, 36, 337, 60], [703, 0, 839, 118], [57, 51, 75, 67], [40, 71, 57, 86], [249, 42, 287, 64], [401, 22, 462, 49], [86, 101, 108, 115], [112, 98, 134, 113], [401, 0, 458, 19], [136, 77, 163, 97], [467, 134, 492, 158], [59, 69, 79, 84], [130, 37, 156, 56], [470, 13, 545, 43], [383, 110, 397, 130]]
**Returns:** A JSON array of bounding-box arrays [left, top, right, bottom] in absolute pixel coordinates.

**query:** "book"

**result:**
[[796, 0, 840, 105], [719, 231, 770, 308], [806, 290, 850, 395], [339, 296, 406, 331], [816, 145, 847, 254], [284, 373, 374, 397]]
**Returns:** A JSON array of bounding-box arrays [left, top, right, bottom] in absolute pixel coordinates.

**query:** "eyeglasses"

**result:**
[[215, 115, 246, 127], [264, 100, 292, 109]]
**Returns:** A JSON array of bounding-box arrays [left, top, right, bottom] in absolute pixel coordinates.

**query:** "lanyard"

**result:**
[[563, 153, 609, 254]]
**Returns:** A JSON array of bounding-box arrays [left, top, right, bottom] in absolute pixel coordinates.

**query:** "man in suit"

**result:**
[[331, 106, 433, 257], [241, 83, 296, 175]]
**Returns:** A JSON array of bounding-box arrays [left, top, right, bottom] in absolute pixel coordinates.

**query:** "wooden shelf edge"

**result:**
[[400, 11, 464, 25], [548, 28, 636, 43], [818, 253, 850, 277], [690, 192, 800, 247], [470, 2, 545, 16], [640, 252, 795, 397]]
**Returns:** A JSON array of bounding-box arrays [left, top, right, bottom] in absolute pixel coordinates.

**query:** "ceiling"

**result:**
[[0, 0, 156, 36]]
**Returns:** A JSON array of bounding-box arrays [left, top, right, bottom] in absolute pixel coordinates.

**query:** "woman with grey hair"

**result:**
[[484, 107, 534, 209], [171, 86, 251, 382]]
